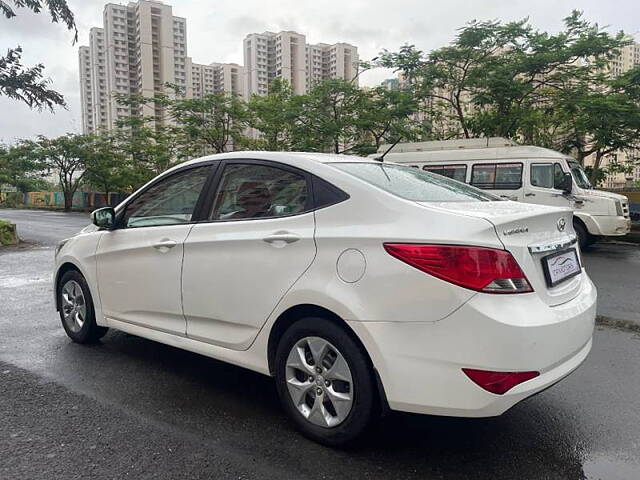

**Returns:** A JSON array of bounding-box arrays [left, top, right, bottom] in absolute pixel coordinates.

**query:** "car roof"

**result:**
[[170, 151, 376, 172]]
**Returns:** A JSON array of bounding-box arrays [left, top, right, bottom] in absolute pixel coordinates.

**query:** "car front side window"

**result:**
[[123, 166, 211, 228]]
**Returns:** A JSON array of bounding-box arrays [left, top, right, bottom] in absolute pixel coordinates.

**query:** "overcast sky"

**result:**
[[1, 0, 638, 143]]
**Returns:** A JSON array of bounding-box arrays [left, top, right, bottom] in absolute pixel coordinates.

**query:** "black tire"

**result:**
[[573, 219, 595, 249], [57, 270, 108, 344], [275, 317, 377, 447]]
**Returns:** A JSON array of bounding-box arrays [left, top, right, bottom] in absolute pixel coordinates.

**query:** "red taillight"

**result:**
[[462, 368, 540, 395], [383, 244, 533, 294]]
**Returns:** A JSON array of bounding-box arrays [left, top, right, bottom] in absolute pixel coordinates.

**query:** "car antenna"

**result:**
[[374, 137, 402, 162]]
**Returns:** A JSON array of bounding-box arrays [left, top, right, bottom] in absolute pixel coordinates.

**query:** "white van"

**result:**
[[375, 137, 631, 248]]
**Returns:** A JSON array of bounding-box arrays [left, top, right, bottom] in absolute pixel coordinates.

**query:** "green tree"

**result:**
[[83, 133, 129, 203], [1, 0, 77, 110], [295, 80, 364, 153], [469, 11, 628, 141], [247, 79, 299, 151], [0, 140, 48, 194], [109, 94, 184, 189], [36, 134, 90, 211], [355, 86, 418, 154], [168, 93, 250, 155]]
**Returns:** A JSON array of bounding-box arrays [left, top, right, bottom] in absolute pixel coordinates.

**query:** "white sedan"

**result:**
[[54, 152, 596, 446]]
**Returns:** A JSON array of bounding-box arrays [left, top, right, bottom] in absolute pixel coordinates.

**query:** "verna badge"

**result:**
[[557, 218, 566, 232], [503, 226, 528, 236]]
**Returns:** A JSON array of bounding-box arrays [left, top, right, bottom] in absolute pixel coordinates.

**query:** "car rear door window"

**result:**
[[210, 164, 309, 220]]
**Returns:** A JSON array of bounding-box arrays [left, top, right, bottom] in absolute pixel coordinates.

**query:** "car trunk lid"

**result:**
[[420, 201, 582, 306]]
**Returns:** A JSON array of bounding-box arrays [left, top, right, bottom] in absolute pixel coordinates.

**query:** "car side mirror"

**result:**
[[560, 172, 573, 194], [91, 207, 116, 230]]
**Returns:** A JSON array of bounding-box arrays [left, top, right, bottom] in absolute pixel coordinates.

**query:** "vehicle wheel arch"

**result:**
[[55, 262, 83, 311], [572, 216, 597, 248], [267, 303, 389, 412]]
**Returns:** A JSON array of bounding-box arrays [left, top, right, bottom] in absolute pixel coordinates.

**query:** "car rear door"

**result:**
[[181, 160, 317, 350]]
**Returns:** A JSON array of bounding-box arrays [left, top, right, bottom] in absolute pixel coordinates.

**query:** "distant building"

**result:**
[[243, 30, 358, 98], [78, 46, 94, 133], [306, 42, 359, 90], [78, 1, 189, 132], [187, 61, 245, 98]]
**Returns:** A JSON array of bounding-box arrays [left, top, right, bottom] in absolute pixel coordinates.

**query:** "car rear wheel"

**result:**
[[275, 317, 377, 447], [58, 270, 108, 343]]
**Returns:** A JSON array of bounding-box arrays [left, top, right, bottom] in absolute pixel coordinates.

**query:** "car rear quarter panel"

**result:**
[[272, 179, 506, 324]]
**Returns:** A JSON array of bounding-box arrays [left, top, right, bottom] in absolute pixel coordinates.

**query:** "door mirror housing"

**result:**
[[560, 172, 573, 194], [91, 207, 116, 230]]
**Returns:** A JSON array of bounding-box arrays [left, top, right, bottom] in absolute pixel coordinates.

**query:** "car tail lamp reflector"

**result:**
[[383, 244, 533, 293], [462, 369, 540, 395]]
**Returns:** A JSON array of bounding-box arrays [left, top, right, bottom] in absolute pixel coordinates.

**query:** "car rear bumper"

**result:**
[[348, 274, 597, 417]]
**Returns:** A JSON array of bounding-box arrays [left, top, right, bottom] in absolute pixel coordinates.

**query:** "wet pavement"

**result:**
[[1, 209, 639, 479]]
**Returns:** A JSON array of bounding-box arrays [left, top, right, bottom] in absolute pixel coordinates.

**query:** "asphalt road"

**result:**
[[1, 209, 639, 480]]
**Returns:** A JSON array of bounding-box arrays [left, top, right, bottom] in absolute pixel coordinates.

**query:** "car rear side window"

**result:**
[[471, 163, 522, 190], [210, 164, 309, 220], [332, 163, 496, 202]]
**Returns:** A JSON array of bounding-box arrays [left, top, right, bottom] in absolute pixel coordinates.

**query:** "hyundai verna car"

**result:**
[[54, 152, 597, 446]]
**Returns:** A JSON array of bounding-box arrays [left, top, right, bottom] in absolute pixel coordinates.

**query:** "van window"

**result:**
[[531, 163, 566, 189], [422, 165, 467, 182], [471, 163, 522, 190], [332, 163, 497, 202]]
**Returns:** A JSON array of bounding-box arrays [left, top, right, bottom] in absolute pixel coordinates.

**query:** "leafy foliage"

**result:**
[[1, 0, 76, 110]]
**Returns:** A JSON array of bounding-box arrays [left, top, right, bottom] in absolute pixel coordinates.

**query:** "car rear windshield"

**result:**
[[332, 163, 498, 202]]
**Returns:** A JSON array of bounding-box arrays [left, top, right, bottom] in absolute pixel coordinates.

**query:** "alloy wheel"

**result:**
[[61, 280, 86, 334], [285, 336, 354, 428]]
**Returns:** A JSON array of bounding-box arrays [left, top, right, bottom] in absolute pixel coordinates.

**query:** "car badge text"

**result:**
[[503, 227, 529, 236]]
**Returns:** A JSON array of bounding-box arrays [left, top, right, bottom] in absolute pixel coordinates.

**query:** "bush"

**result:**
[[0, 220, 19, 246]]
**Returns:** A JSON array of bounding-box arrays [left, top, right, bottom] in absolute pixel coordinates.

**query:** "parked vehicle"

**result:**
[[375, 138, 631, 248], [54, 152, 596, 446]]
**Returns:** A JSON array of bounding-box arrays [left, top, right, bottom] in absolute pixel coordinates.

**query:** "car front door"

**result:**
[[95, 164, 213, 335], [181, 161, 317, 350], [525, 162, 571, 208]]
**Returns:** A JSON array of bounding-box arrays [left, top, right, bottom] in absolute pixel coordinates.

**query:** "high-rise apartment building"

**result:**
[[78, 46, 94, 133], [79, 0, 190, 132], [187, 60, 245, 98], [88, 27, 108, 131], [243, 31, 358, 98], [306, 42, 359, 90], [244, 31, 307, 98]]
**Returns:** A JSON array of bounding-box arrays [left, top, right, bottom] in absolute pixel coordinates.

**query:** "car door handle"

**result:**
[[524, 193, 536, 197], [153, 239, 177, 251], [263, 232, 301, 245]]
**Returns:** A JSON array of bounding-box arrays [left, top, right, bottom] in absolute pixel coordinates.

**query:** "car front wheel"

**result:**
[[275, 317, 377, 447], [58, 270, 108, 343]]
